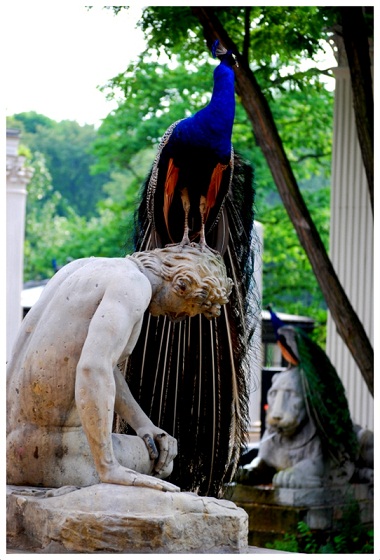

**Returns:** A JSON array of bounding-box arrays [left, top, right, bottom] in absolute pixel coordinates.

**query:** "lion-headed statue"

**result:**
[[238, 328, 374, 489]]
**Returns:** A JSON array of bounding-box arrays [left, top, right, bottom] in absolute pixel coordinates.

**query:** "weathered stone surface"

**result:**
[[7, 484, 248, 553]]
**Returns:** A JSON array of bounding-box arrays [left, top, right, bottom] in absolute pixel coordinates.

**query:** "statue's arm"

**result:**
[[113, 366, 178, 475], [75, 276, 178, 491]]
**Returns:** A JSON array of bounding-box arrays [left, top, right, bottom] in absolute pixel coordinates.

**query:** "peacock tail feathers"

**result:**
[[124, 38, 259, 497], [295, 327, 359, 463], [126, 151, 258, 497]]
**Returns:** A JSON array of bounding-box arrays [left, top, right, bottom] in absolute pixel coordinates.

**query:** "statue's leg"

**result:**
[[6, 426, 100, 487], [7, 426, 173, 488]]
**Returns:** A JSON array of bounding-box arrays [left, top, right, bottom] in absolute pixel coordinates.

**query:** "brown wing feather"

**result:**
[[204, 162, 229, 223], [163, 158, 179, 237]]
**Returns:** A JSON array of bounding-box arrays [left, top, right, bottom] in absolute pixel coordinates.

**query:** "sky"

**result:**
[[4, 4, 146, 127], [4, 3, 341, 129], [4, 3, 342, 128]]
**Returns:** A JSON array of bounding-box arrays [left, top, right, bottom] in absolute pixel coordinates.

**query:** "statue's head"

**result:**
[[131, 244, 233, 321], [266, 368, 308, 437]]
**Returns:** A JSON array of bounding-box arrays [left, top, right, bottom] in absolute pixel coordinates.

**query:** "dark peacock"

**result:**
[[267, 305, 299, 366], [123, 40, 259, 497], [268, 306, 358, 463]]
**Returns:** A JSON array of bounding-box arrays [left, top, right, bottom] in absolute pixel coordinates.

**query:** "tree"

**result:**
[[23, 148, 148, 281], [11, 113, 112, 217], [7, 113, 151, 281]]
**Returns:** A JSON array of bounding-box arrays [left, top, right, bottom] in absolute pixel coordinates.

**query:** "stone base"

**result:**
[[230, 483, 373, 549], [7, 484, 248, 554]]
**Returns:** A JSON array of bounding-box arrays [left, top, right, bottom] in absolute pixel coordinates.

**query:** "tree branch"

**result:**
[[340, 7, 373, 214], [242, 7, 251, 61]]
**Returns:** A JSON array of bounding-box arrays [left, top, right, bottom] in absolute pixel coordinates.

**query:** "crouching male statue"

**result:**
[[7, 244, 233, 493]]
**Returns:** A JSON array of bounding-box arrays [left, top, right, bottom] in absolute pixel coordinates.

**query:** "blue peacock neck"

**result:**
[[173, 60, 235, 160], [195, 62, 235, 158], [210, 62, 236, 117]]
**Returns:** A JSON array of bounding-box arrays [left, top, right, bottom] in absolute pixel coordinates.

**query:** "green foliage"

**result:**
[[11, 113, 111, 217], [24, 189, 135, 281], [139, 7, 336, 64], [260, 185, 330, 345], [267, 532, 299, 553], [138, 7, 202, 58], [8, 111, 55, 134], [266, 502, 374, 554], [23, 151, 141, 281]]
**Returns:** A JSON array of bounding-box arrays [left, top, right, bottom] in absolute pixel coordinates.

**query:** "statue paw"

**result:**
[[273, 469, 322, 488]]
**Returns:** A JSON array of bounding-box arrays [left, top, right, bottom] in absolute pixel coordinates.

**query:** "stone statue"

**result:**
[[238, 327, 374, 489], [7, 244, 233, 492]]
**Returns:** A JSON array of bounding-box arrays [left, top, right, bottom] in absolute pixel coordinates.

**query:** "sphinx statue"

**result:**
[[238, 327, 374, 489]]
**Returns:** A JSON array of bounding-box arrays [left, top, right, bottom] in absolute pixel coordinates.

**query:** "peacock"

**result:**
[[267, 306, 358, 463], [123, 40, 259, 498], [267, 305, 299, 366], [139, 40, 237, 252]]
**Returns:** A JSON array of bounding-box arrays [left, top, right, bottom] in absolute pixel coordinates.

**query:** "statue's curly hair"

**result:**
[[130, 244, 233, 318]]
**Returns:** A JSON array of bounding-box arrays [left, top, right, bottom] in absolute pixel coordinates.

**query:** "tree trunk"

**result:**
[[340, 7, 373, 215], [192, 7, 373, 395]]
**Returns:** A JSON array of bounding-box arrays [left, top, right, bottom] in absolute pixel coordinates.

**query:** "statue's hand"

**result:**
[[100, 463, 180, 492], [136, 427, 178, 476]]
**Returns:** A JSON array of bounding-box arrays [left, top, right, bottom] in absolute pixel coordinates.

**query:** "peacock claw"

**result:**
[[201, 244, 218, 254], [164, 236, 191, 251], [180, 237, 192, 248]]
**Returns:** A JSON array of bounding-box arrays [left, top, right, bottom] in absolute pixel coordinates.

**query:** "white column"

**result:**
[[6, 129, 33, 360], [248, 221, 263, 434], [326, 42, 373, 429]]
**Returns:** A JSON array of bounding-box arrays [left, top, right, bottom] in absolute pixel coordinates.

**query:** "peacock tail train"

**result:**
[[124, 151, 259, 498]]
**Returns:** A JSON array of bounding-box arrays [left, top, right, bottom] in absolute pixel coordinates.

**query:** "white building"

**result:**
[[326, 37, 374, 430]]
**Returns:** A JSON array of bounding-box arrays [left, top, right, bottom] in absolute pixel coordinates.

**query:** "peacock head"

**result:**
[[212, 39, 238, 68]]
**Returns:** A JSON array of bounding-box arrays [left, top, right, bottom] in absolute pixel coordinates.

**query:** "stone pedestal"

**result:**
[[7, 484, 248, 553], [231, 483, 373, 549]]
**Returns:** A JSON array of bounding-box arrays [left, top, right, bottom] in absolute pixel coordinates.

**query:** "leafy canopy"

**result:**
[[11, 112, 111, 217]]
